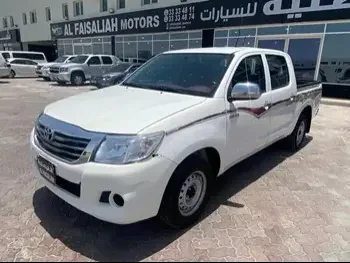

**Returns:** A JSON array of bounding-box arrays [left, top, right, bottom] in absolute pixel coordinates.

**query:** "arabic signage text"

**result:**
[[51, 0, 350, 39]]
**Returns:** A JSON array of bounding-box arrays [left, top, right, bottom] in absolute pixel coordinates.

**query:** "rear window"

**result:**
[[12, 53, 45, 60], [265, 55, 290, 90], [102, 56, 113, 65]]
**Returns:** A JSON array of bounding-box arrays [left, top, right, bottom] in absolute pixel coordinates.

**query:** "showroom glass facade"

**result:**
[[115, 30, 202, 61], [56, 30, 202, 62], [214, 21, 350, 87]]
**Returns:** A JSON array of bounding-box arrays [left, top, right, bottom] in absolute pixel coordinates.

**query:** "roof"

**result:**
[[7, 58, 36, 62], [163, 47, 287, 55]]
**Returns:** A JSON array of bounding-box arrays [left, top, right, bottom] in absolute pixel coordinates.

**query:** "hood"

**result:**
[[44, 86, 206, 134], [105, 72, 125, 78], [40, 62, 57, 67], [57, 63, 81, 68]]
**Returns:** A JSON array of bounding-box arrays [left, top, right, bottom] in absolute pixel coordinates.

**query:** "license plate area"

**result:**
[[36, 156, 56, 184]]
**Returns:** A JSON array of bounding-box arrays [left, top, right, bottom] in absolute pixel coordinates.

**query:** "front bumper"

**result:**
[[50, 72, 71, 82], [35, 69, 43, 77], [29, 129, 177, 224], [42, 69, 50, 78]]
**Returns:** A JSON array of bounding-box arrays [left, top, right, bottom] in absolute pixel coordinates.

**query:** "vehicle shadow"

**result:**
[[50, 83, 92, 87], [0, 80, 10, 84], [32, 136, 312, 261]]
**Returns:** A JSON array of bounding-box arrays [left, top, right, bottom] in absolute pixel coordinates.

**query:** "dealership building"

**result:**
[[0, 0, 350, 98]]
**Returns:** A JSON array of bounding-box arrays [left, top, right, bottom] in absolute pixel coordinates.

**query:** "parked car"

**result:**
[[0, 54, 10, 78], [30, 47, 322, 229], [0, 51, 47, 63], [7, 58, 38, 78], [90, 63, 142, 89], [49, 54, 121, 85], [36, 55, 77, 81]]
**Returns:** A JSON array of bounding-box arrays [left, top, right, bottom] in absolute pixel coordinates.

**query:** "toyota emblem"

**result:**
[[43, 127, 54, 141]]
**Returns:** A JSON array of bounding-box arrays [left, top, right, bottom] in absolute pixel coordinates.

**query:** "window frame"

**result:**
[[9, 16, 14, 27], [265, 54, 290, 91], [100, 0, 108, 12], [228, 54, 267, 99], [117, 0, 126, 9], [2, 17, 8, 28], [62, 3, 69, 19], [45, 7, 51, 21], [73, 1, 84, 17], [22, 13, 27, 25], [142, 0, 158, 5], [29, 11, 37, 24]]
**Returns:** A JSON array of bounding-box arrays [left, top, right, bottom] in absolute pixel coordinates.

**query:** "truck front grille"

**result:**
[[35, 122, 90, 162], [50, 67, 59, 74]]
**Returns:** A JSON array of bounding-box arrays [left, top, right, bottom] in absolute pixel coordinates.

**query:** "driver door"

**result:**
[[225, 54, 272, 167]]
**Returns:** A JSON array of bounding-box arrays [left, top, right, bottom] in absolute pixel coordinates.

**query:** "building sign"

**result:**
[[0, 29, 21, 43], [51, 0, 350, 39]]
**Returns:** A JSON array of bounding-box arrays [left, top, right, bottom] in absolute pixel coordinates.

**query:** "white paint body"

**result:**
[[0, 55, 10, 77], [8, 58, 38, 77], [30, 47, 322, 224]]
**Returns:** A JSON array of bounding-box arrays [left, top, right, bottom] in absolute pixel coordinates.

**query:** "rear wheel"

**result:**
[[159, 155, 214, 229], [43, 77, 50, 81], [286, 114, 308, 151], [71, 72, 85, 86], [9, 70, 15, 78]]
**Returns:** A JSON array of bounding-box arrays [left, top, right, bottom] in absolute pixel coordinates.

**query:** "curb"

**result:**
[[321, 98, 350, 108]]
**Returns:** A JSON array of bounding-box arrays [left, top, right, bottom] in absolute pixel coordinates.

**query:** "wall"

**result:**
[[0, 0, 207, 43]]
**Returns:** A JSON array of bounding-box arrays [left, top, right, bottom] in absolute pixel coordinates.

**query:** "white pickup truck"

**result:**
[[30, 47, 322, 228]]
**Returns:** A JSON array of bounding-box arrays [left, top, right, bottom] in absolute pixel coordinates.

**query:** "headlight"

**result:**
[[103, 75, 111, 81], [93, 131, 164, 164], [60, 67, 68, 72]]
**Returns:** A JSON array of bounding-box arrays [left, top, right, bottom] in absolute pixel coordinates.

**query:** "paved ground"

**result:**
[[1, 78, 350, 262]]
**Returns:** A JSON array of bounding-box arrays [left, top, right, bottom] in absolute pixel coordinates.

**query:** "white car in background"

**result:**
[[7, 58, 38, 78], [36, 55, 77, 81], [0, 54, 10, 78]]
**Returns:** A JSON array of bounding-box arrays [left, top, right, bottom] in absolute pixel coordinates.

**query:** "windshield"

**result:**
[[108, 63, 131, 73], [54, 56, 69, 63], [123, 53, 233, 97], [70, 55, 89, 64]]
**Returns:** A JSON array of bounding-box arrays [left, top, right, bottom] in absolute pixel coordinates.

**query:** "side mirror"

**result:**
[[228, 82, 261, 102]]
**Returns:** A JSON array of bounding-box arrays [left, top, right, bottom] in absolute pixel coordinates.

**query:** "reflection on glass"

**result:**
[[154, 33, 169, 41], [103, 43, 111, 54], [326, 22, 350, 33], [65, 45, 73, 55], [123, 41, 137, 59], [170, 32, 188, 40], [93, 43, 103, 54], [170, 40, 188, 50], [214, 30, 228, 38], [74, 45, 83, 54], [214, 38, 228, 47], [83, 45, 92, 54], [287, 38, 320, 81], [153, 41, 169, 55], [138, 41, 152, 59], [258, 39, 285, 51], [289, 24, 324, 34], [58, 45, 64, 56], [115, 42, 123, 60], [229, 28, 256, 37], [189, 40, 201, 48], [189, 31, 202, 39], [257, 26, 288, 35], [228, 37, 255, 47], [319, 34, 350, 84]]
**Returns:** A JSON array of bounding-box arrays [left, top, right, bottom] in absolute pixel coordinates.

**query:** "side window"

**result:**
[[25, 60, 38, 65], [13, 60, 25, 65], [10, 60, 20, 64], [266, 55, 290, 90], [87, 56, 101, 65], [231, 55, 266, 93], [32, 54, 45, 60], [2, 53, 10, 59], [101, 56, 113, 65]]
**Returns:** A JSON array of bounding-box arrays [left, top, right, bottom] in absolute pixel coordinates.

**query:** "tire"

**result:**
[[286, 114, 308, 151], [71, 72, 85, 86], [159, 155, 215, 229], [43, 77, 50, 81], [9, 70, 15, 78]]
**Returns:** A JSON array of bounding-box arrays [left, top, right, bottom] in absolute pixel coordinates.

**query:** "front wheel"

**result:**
[[8, 70, 15, 78], [286, 114, 308, 151], [43, 77, 50, 81], [158, 155, 214, 229], [71, 72, 85, 86]]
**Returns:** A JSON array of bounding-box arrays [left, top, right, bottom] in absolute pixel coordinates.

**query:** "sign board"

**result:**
[[50, 0, 350, 39], [0, 29, 21, 43]]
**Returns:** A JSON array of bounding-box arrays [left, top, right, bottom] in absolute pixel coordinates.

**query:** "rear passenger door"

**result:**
[[101, 56, 113, 74], [264, 54, 295, 142], [86, 56, 102, 78]]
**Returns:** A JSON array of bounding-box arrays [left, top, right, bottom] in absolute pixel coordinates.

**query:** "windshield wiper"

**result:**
[[145, 84, 186, 94]]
